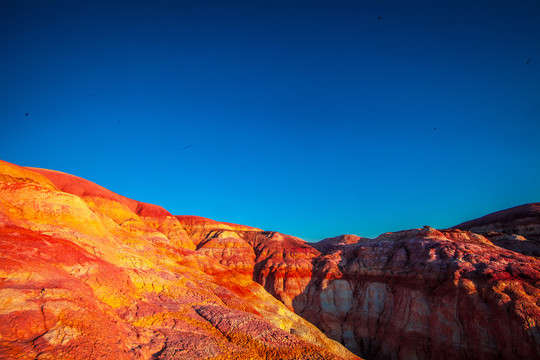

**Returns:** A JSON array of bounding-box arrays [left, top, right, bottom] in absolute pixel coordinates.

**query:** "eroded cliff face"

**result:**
[[0, 160, 357, 360], [303, 229, 540, 360], [1, 159, 539, 360], [180, 219, 540, 360]]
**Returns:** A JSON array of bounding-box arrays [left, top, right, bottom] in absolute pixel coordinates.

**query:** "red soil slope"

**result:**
[[0, 160, 357, 360]]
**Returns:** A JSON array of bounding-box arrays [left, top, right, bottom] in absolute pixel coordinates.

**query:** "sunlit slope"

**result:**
[[0, 160, 359, 360]]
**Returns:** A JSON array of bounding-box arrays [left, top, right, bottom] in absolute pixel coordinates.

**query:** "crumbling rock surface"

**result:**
[[297, 228, 540, 359], [182, 222, 540, 360]]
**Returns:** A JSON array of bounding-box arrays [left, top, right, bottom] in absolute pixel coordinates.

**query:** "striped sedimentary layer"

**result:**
[[1, 159, 539, 359], [0, 160, 357, 360]]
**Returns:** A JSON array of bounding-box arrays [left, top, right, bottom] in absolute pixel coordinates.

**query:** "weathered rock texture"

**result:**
[[1, 159, 539, 360], [0, 160, 357, 360], [183, 224, 540, 360]]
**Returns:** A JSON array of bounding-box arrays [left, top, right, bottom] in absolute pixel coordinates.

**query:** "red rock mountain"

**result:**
[[1, 160, 539, 359]]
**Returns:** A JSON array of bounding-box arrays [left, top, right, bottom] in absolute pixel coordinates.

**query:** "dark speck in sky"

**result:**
[[25, 113, 28, 116], [182, 145, 192, 151]]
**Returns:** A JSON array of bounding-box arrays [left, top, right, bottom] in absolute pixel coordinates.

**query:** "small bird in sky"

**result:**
[[182, 145, 192, 151], [526, 58, 531, 65], [25, 113, 29, 116], [377, 16, 382, 21]]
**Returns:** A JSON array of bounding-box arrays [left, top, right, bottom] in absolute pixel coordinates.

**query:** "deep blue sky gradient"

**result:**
[[1, 0, 539, 240]]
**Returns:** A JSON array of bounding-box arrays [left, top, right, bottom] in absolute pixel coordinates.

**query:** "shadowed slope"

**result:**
[[453, 203, 540, 235], [452, 203, 540, 256]]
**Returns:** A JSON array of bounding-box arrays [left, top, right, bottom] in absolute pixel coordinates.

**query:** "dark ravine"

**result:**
[[1, 160, 539, 359]]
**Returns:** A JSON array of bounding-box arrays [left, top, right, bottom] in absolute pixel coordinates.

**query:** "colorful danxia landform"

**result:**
[[0, 159, 539, 360]]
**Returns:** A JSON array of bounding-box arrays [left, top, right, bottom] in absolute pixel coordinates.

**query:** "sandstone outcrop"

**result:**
[[181, 222, 540, 359], [295, 228, 540, 359], [1, 159, 539, 360], [0, 160, 357, 360]]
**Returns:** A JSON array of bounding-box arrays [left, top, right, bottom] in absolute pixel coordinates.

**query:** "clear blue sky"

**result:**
[[1, 0, 539, 240]]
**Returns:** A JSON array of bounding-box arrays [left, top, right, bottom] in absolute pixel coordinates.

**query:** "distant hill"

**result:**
[[452, 203, 540, 256]]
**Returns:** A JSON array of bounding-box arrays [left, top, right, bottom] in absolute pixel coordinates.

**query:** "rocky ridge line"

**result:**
[[1, 160, 539, 359]]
